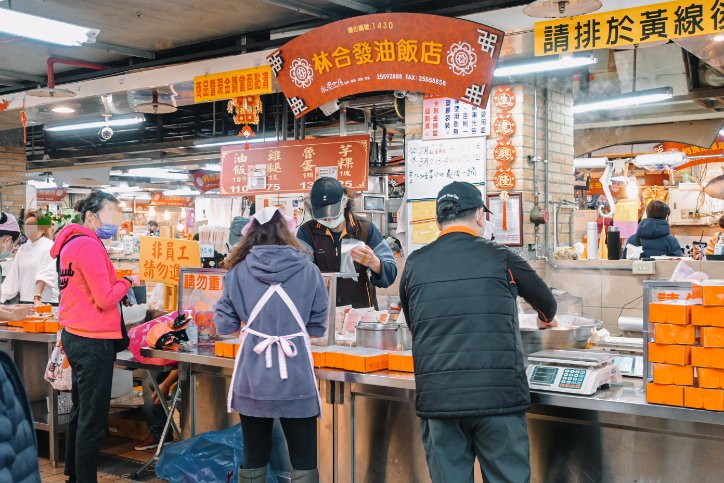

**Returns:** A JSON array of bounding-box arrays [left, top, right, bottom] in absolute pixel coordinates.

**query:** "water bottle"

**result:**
[[607, 226, 621, 260], [586, 222, 599, 260], [715, 233, 724, 256]]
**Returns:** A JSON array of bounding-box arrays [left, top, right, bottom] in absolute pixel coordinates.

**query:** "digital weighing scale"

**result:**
[[526, 350, 623, 395]]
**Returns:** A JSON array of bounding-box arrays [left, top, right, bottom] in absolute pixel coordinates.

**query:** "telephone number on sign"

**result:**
[[377, 73, 403, 80]]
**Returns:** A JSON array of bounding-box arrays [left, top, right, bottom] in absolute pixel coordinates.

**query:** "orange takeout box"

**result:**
[[388, 351, 414, 373], [22, 320, 45, 333], [700, 327, 724, 348], [692, 347, 724, 369], [648, 302, 694, 325], [691, 306, 724, 328], [697, 367, 724, 389], [342, 348, 389, 373], [652, 363, 694, 386], [692, 280, 724, 306], [684, 387, 724, 411], [648, 343, 691, 365], [214, 339, 240, 358], [646, 383, 684, 406], [653, 324, 696, 345], [34, 304, 53, 315]]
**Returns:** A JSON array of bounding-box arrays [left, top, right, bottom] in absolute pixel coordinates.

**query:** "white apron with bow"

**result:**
[[227, 283, 321, 414]]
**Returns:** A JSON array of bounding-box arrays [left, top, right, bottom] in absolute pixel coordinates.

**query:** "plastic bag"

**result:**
[[147, 283, 166, 311], [128, 312, 180, 366], [155, 424, 283, 483], [625, 244, 643, 260], [44, 330, 72, 391], [340, 238, 364, 278]]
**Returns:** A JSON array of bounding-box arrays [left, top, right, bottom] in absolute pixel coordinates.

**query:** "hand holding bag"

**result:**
[[44, 330, 72, 391]]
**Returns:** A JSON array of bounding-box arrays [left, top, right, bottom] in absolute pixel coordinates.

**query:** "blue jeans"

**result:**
[[62, 331, 115, 483], [420, 412, 531, 483]]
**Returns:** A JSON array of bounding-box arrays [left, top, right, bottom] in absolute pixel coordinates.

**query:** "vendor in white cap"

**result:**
[[0, 212, 34, 321], [297, 177, 397, 309]]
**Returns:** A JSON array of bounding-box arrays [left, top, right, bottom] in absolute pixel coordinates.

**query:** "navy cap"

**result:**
[[310, 177, 345, 219], [436, 181, 492, 217]]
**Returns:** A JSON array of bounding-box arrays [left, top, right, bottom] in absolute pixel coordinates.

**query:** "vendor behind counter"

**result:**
[[297, 178, 397, 309]]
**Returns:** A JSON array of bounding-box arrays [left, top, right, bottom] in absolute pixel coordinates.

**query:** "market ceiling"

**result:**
[[0, 0, 531, 93]]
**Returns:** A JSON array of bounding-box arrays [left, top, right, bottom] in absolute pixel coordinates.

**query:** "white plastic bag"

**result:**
[[340, 239, 364, 279], [625, 244, 644, 260], [44, 330, 72, 391]]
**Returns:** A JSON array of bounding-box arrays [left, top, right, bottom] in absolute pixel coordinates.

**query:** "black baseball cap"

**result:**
[[310, 177, 345, 219], [436, 181, 492, 217]]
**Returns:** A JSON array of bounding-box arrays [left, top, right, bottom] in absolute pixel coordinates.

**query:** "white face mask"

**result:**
[[317, 212, 346, 230]]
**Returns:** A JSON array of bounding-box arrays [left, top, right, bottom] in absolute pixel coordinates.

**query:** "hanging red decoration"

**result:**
[[493, 168, 516, 191], [493, 139, 517, 166], [493, 113, 516, 137], [492, 86, 518, 227], [492, 87, 516, 110], [0, 99, 9, 112]]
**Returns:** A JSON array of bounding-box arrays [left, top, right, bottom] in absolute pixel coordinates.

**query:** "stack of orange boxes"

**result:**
[[214, 339, 240, 358], [647, 281, 724, 411]]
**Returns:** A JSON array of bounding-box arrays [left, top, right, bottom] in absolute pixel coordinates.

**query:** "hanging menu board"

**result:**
[[406, 137, 486, 200], [405, 137, 487, 253], [220, 135, 369, 196], [422, 97, 490, 140]]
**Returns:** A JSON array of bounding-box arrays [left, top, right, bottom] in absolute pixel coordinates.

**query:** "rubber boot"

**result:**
[[291, 468, 319, 483], [238, 466, 267, 483]]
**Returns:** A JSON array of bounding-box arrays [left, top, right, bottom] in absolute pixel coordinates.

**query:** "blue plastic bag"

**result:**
[[156, 424, 279, 483]]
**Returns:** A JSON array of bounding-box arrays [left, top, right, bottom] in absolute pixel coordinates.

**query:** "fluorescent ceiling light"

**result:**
[[574, 87, 673, 114], [113, 168, 188, 181], [101, 183, 143, 194], [0, 9, 99, 46], [714, 34, 724, 42], [202, 164, 221, 172], [634, 151, 686, 167], [194, 137, 269, 148], [573, 157, 608, 169], [163, 188, 200, 196], [45, 115, 144, 132], [51, 106, 75, 114], [494, 55, 596, 77], [118, 192, 151, 200]]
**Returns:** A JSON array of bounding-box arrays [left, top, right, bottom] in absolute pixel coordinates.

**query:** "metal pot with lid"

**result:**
[[356, 322, 408, 351]]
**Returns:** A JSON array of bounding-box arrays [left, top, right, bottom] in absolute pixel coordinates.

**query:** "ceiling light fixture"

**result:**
[[494, 54, 597, 77], [193, 137, 269, 148], [573, 87, 673, 114], [714, 34, 724, 42], [101, 183, 143, 194], [163, 188, 200, 196], [0, 9, 99, 46], [51, 106, 76, 114], [202, 164, 221, 172], [45, 114, 144, 132], [114, 168, 189, 181]]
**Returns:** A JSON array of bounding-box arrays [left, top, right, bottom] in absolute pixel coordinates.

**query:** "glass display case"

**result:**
[[178, 268, 227, 345]]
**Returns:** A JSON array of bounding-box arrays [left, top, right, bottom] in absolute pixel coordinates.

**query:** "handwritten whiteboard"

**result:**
[[406, 138, 487, 201]]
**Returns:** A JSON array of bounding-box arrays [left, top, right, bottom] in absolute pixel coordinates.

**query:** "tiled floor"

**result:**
[[38, 436, 166, 482]]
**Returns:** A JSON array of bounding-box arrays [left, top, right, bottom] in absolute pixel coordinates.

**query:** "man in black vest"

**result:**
[[297, 177, 397, 309], [400, 181, 557, 483]]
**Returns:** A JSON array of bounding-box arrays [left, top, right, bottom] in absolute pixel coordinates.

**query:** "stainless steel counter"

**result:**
[[145, 346, 724, 482], [0, 327, 57, 343]]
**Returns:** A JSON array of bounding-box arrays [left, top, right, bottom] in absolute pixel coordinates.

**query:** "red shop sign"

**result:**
[[220, 135, 370, 196], [191, 170, 221, 194], [36, 188, 67, 202], [150, 192, 195, 207], [268, 13, 504, 118]]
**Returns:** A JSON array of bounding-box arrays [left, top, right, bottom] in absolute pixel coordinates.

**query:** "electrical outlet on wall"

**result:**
[[632, 260, 656, 275]]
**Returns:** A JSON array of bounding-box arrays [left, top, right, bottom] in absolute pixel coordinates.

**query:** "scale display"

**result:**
[[530, 366, 558, 385]]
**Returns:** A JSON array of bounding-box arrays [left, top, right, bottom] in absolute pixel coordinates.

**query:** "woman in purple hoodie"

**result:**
[[215, 207, 328, 483]]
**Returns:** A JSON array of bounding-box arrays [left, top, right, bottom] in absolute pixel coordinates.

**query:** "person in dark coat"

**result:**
[[623, 200, 683, 259], [400, 181, 558, 483], [0, 350, 41, 483]]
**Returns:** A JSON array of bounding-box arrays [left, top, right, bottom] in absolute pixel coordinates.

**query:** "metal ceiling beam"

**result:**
[[0, 68, 45, 83], [262, 0, 337, 20], [327, 0, 376, 14], [88, 42, 156, 60]]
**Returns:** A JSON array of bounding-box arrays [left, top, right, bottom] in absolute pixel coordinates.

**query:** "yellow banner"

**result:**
[[535, 0, 724, 56], [194, 65, 273, 102], [140, 236, 201, 285]]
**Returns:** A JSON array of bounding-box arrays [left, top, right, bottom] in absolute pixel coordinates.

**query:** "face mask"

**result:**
[[317, 212, 345, 230], [92, 213, 118, 239], [0, 238, 13, 258]]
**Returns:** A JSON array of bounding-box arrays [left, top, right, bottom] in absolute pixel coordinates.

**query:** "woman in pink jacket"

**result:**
[[51, 191, 135, 483]]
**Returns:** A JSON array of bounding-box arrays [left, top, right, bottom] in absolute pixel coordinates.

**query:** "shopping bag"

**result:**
[[44, 330, 72, 391]]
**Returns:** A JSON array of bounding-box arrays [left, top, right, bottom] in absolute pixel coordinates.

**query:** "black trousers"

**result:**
[[62, 331, 116, 483], [240, 415, 317, 471]]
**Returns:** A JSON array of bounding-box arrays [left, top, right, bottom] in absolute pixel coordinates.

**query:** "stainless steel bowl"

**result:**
[[356, 323, 405, 350], [398, 324, 412, 350], [519, 315, 601, 356]]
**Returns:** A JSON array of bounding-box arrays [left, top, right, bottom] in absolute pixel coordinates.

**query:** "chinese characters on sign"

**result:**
[[182, 272, 224, 293], [36, 188, 67, 202], [268, 13, 504, 117], [139, 237, 201, 285], [405, 137, 486, 200], [191, 170, 221, 194], [422, 97, 490, 140], [535, 0, 724, 55], [150, 192, 195, 207], [220, 135, 369, 196], [194, 66, 273, 103]]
